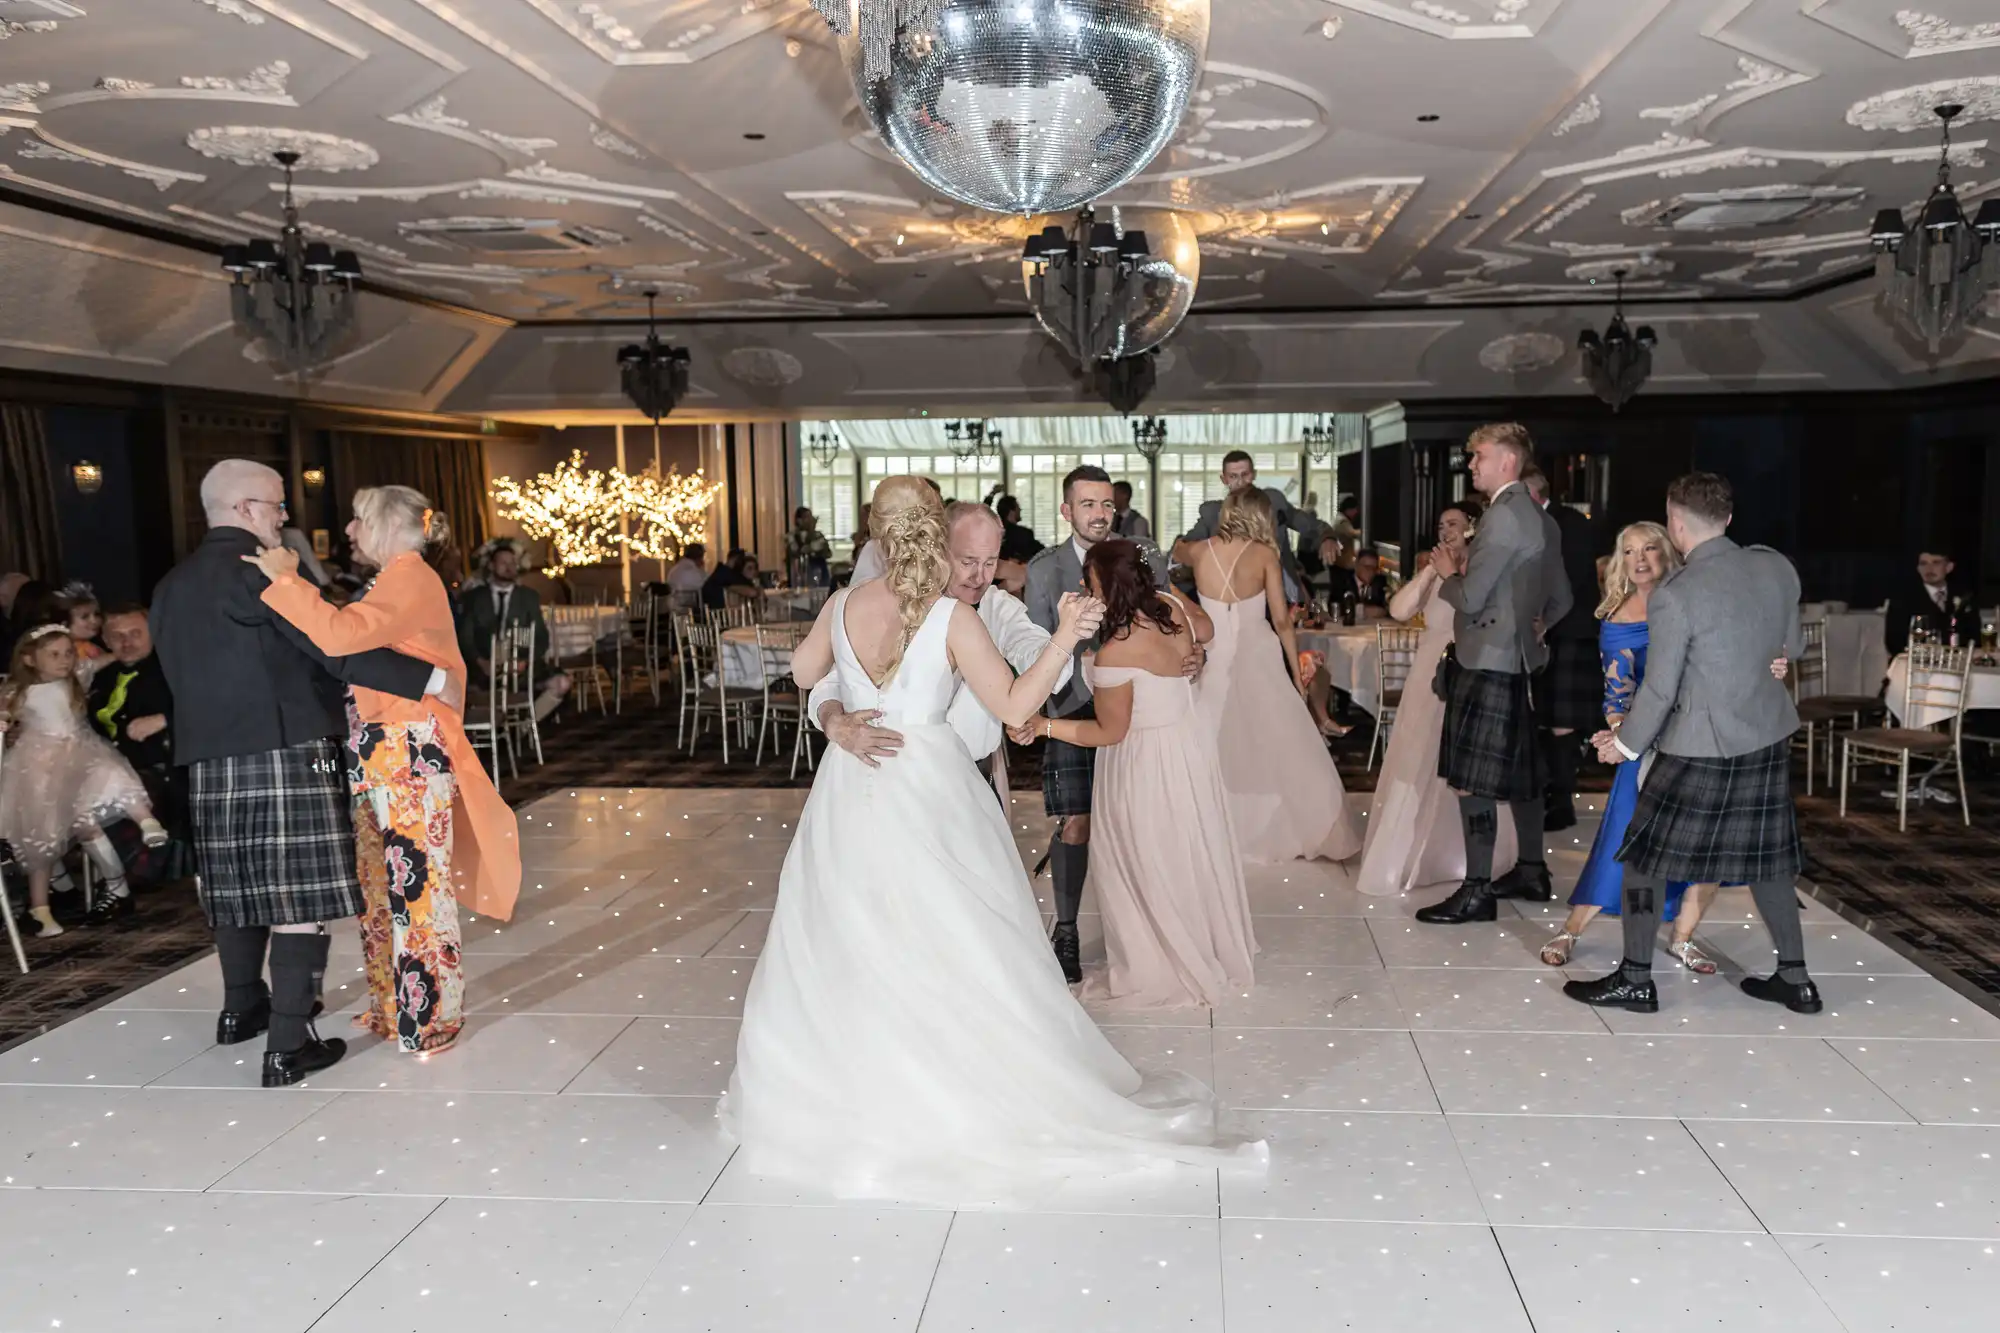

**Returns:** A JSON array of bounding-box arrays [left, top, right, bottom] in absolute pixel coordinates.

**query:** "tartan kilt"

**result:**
[[1041, 705, 1097, 819], [1438, 664, 1546, 802], [1616, 739, 1801, 884], [189, 739, 363, 928], [1541, 637, 1606, 733]]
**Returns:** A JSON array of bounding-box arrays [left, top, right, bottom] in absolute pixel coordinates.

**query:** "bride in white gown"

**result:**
[[720, 478, 1263, 1206]]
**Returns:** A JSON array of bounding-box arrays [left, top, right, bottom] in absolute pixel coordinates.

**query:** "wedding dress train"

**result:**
[[719, 592, 1262, 1206]]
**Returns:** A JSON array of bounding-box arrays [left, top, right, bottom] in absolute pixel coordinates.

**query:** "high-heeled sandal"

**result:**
[[1666, 938, 1718, 975], [1539, 931, 1579, 967]]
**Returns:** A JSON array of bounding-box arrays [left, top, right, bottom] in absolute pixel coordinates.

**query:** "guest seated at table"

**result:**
[[1330, 550, 1392, 620], [702, 549, 759, 610], [457, 540, 571, 720], [666, 543, 708, 601], [87, 602, 193, 898], [1886, 546, 1981, 655]]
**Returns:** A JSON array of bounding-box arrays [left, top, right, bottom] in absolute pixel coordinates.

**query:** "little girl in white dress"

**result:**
[[1, 624, 167, 937]]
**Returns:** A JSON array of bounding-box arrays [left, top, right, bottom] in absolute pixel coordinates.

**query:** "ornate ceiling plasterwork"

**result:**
[[1846, 76, 2000, 132], [185, 125, 379, 172], [1478, 330, 1567, 373], [1893, 10, 2000, 57]]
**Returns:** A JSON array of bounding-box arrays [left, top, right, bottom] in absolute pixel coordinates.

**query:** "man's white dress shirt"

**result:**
[[807, 583, 1072, 764]]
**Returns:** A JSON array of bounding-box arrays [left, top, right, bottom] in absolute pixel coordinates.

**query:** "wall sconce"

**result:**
[[302, 467, 326, 494], [71, 461, 103, 494]]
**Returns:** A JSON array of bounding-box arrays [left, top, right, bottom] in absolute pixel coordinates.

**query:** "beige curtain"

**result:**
[[0, 404, 62, 580]]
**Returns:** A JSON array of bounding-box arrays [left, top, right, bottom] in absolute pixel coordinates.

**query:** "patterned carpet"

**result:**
[[6, 691, 1997, 1049]]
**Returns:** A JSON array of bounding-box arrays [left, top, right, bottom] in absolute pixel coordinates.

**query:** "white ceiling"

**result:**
[[0, 0, 1996, 410]]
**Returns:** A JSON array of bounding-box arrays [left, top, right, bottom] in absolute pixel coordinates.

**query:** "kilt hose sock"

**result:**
[[1457, 796, 1498, 883], [1510, 797, 1547, 868], [214, 924, 270, 1013], [268, 930, 330, 1054], [1542, 730, 1580, 822], [1052, 839, 1088, 928], [1620, 873, 1808, 984]]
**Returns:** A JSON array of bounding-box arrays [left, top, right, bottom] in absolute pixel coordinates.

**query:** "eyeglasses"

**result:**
[[243, 498, 290, 517]]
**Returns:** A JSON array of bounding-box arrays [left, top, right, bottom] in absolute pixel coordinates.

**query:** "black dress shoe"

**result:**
[[1051, 922, 1083, 985], [85, 892, 136, 926], [1415, 879, 1497, 924], [1741, 973, 1822, 1014], [1562, 971, 1660, 1013], [216, 999, 270, 1046], [1491, 862, 1555, 902], [262, 1036, 346, 1087]]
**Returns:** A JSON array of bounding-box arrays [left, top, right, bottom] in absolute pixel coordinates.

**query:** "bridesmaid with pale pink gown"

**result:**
[[1177, 486, 1362, 864], [1355, 500, 1519, 897], [1012, 539, 1255, 1010]]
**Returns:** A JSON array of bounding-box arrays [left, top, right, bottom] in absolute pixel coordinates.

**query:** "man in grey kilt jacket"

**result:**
[[1566, 472, 1819, 1016], [1417, 424, 1572, 926], [152, 461, 444, 1086]]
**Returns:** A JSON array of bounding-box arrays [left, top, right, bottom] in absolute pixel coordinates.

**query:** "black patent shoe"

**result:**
[[1741, 973, 1822, 1014], [216, 999, 270, 1046], [1415, 879, 1497, 925], [85, 891, 136, 927], [1051, 922, 1083, 985], [1491, 862, 1555, 902], [1563, 970, 1660, 1013], [262, 1036, 346, 1087]]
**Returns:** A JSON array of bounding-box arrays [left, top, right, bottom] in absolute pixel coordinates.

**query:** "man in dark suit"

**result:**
[[458, 542, 572, 720], [1527, 470, 1607, 831], [152, 459, 442, 1087], [1885, 547, 1981, 656], [86, 603, 186, 908], [1330, 550, 1392, 619]]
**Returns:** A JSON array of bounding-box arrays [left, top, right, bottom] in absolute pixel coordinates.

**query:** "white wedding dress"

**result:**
[[719, 592, 1263, 1206]]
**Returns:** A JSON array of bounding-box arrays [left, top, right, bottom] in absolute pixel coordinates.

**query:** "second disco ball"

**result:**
[[818, 0, 1211, 216]]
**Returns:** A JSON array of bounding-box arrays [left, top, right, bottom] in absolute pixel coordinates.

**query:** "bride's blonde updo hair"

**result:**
[[868, 474, 949, 686], [353, 484, 451, 557]]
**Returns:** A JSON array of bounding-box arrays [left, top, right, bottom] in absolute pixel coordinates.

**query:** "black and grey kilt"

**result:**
[[1617, 739, 1802, 884], [1438, 664, 1547, 802], [1042, 705, 1097, 819], [188, 739, 363, 928], [1540, 637, 1606, 733]]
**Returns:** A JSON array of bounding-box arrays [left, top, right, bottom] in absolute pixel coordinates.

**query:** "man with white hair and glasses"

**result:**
[[151, 460, 449, 1086]]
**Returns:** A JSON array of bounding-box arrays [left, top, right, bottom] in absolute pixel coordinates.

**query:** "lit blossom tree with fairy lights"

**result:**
[[488, 449, 721, 578]]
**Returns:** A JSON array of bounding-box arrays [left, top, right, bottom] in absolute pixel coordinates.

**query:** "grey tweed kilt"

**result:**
[[189, 738, 363, 927]]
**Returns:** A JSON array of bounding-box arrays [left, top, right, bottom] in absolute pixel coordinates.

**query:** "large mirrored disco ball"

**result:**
[[828, 0, 1211, 216], [1022, 207, 1199, 359]]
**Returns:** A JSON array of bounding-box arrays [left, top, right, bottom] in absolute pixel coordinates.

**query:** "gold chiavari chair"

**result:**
[[1794, 618, 1883, 793], [753, 621, 810, 770], [1839, 642, 1974, 832], [1368, 625, 1421, 771]]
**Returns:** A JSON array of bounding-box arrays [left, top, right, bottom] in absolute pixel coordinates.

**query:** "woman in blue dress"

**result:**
[[1538, 522, 1725, 974]]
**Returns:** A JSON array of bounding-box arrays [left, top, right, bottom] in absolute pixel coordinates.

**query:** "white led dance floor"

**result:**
[[3, 787, 1996, 1331]]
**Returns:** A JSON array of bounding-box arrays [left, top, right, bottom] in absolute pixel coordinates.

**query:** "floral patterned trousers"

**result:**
[[347, 713, 464, 1052]]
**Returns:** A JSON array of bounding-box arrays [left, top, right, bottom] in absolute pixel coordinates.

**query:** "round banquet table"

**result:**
[[1295, 623, 1383, 718], [543, 606, 625, 660], [1884, 654, 2000, 729], [717, 626, 795, 689]]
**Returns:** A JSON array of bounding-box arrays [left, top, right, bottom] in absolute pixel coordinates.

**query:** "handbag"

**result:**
[[1432, 642, 1462, 702]]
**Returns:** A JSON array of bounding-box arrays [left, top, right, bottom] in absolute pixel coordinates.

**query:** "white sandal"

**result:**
[[1539, 931, 1579, 967], [1666, 938, 1718, 975]]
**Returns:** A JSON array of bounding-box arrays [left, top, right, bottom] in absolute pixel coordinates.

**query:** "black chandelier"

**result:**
[[943, 419, 1002, 463], [1022, 206, 1155, 363], [1577, 269, 1657, 412], [617, 289, 692, 425], [1869, 103, 2000, 356], [1131, 415, 1167, 459], [220, 150, 363, 376], [1301, 415, 1334, 464], [806, 427, 843, 467]]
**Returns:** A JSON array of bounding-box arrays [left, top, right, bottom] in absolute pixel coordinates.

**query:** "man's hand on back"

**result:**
[[820, 701, 905, 768]]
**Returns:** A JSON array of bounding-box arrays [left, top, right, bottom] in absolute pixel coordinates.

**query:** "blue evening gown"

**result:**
[[1567, 618, 1692, 920]]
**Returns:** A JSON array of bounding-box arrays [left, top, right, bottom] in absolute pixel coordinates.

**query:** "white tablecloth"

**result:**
[[544, 607, 625, 660], [1297, 624, 1384, 718], [1884, 655, 2000, 728], [1817, 609, 1889, 697], [760, 587, 828, 621], [718, 626, 795, 689]]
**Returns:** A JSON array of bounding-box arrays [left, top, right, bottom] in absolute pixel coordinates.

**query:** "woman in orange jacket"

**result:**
[[243, 485, 519, 1054]]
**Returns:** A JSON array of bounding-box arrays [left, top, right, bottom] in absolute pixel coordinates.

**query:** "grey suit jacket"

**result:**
[[1181, 486, 1316, 571], [1024, 537, 1166, 717], [1616, 535, 1804, 759], [1438, 484, 1571, 674]]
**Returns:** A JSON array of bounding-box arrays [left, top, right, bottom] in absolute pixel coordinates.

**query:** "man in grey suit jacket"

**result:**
[[1418, 424, 1573, 926], [1025, 465, 1177, 983], [1176, 451, 1318, 602], [1567, 472, 1819, 1016]]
